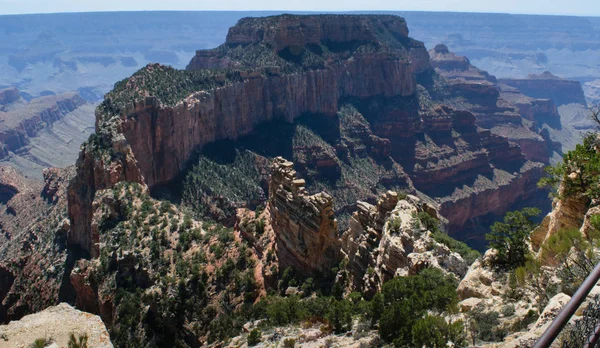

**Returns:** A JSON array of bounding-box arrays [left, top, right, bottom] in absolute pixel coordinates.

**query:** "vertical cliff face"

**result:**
[[268, 157, 340, 275]]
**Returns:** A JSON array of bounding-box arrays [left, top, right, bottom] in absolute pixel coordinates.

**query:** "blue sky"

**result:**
[[0, 0, 598, 16]]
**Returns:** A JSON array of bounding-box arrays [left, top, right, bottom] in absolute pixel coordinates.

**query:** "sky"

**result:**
[[0, 0, 598, 16]]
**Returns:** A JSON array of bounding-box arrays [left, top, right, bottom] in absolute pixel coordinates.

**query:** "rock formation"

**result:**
[[269, 157, 340, 275], [0, 303, 112, 348], [500, 71, 588, 107], [341, 191, 469, 296]]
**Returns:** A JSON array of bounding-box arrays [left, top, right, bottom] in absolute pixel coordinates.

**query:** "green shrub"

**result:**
[[542, 228, 599, 294], [468, 306, 506, 343], [247, 329, 261, 346], [388, 217, 402, 234], [30, 338, 53, 348], [326, 300, 353, 333], [501, 304, 516, 317], [68, 333, 89, 348], [283, 338, 296, 348], [378, 269, 459, 345], [411, 316, 465, 348], [539, 133, 600, 199], [417, 212, 440, 234], [255, 219, 266, 235]]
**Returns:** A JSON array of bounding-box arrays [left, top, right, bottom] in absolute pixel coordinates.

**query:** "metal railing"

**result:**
[[535, 262, 600, 347]]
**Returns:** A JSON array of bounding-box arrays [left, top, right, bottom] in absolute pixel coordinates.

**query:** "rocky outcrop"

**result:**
[[530, 183, 590, 251], [67, 131, 145, 257], [268, 157, 340, 275], [500, 71, 587, 107], [0, 303, 112, 348], [341, 191, 468, 295]]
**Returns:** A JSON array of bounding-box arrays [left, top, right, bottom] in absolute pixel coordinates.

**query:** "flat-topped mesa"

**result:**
[[268, 157, 340, 275], [499, 84, 562, 129], [102, 15, 432, 189], [188, 14, 431, 75], [499, 72, 587, 107], [225, 14, 409, 51]]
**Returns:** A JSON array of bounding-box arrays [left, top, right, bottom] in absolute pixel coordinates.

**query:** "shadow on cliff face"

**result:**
[[151, 109, 411, 231]]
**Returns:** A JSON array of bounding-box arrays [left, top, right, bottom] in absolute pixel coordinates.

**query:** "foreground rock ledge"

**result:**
[[0, 303, 112, 348]]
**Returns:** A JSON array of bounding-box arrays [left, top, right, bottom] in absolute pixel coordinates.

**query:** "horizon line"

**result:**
[[0, 9, 599, 18]]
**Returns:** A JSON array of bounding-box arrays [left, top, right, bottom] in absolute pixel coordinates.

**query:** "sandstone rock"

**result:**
[[457, 250, 499, 300], [0, 303, 112, 348], [68, 15, 550, 259], [500, 293, 571, 348], [269, 157, 341, 275], [530, 183, 589, 251]]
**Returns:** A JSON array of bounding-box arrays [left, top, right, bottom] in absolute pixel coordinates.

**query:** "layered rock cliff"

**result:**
[[500, 71, 588, 107], [0, 90, 89, 164], [429, 44, 557, 165]]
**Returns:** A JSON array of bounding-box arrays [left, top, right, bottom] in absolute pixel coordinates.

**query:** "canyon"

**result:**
[[0, 11, 599, 348]]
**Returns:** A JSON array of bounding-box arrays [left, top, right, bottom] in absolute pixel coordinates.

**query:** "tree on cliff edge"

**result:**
[[486, 208, 541, 270]]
